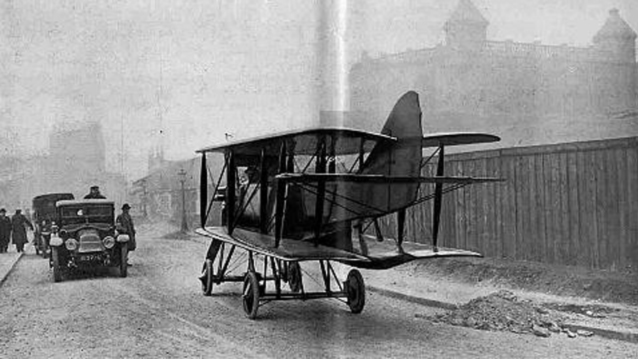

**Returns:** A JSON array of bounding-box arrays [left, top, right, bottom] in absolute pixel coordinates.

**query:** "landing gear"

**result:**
[[198, 239, 366, 319]]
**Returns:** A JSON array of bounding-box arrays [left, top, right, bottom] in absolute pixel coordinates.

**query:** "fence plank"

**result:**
[[627, 147, 638, 269], [559, 152, 570, 265], [503, 156, 517, 259], [567, 151, 580, 266]]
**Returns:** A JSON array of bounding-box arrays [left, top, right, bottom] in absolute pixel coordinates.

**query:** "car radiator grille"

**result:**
[[77, 229, 104, 253]]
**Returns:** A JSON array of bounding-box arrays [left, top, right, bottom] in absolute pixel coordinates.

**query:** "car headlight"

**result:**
[[59, 229, 69, 240], [50, 234, 63, 247], [65, 238, 78, 251], [116, 234, 130, 243], [103, 236, 115, 249]]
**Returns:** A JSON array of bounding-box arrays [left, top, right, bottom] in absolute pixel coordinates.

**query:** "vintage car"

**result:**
[[49, 199, 130, 282], [32, 193, 75, 258]]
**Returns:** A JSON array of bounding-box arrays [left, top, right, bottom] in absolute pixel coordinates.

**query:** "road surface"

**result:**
[[1, 234, 636, 358]]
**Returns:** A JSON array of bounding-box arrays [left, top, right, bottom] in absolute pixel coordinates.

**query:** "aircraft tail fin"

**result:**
[[360, 91, 423, 212]]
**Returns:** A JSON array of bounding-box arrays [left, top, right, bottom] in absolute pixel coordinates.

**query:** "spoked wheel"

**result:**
[[119, 245, 128, 278], [51, 247, 62, 283], [242, 271, 260, 319], [200, 259, 214, 296], [345, 269, 365, 314], [288, 261, 302, 293]]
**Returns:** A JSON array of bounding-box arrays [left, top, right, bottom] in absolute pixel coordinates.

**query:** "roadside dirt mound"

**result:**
[[415, 257, 638, 305], [432, 290, 584, 338]]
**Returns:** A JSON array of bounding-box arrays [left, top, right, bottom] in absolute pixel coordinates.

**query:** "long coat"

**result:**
[[116, 212, 136, 251], [0, 216, 11, 246], [11, 213, 33, 245]]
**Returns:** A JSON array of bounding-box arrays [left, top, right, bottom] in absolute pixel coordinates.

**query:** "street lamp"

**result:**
[[139, 178, 148, 218], [178, 168, 188, 233]]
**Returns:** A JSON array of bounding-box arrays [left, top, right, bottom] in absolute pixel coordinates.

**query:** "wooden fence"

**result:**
[[380, 136, 638, 271]]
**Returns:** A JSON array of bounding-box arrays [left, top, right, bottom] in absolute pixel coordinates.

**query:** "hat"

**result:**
[[15, 209, 21, 213], [0, 208, 5, 213], [122, 203, 131, 210], [91, 185, 100, 190]]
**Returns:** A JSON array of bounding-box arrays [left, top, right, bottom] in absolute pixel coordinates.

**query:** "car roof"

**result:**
[[56, 199, 114, 207]]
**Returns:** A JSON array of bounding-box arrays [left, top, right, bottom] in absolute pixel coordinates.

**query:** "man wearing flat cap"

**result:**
[[116, 203, 136, 265], [84, 185, 106, 199], [0, 208, 11, 253]]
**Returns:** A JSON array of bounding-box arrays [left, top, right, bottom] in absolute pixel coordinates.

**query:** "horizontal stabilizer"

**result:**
[[422, 132, 500, 147], [276, 173, 503, 184]]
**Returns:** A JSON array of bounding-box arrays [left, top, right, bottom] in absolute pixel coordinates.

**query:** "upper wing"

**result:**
[[196, 127, 396, 156], [422, 132, 500, 147], [276, 173, 503, 184]]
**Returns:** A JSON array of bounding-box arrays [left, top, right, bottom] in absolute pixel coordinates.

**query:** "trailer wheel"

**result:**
[[201, 259, 214, 296], [288, 262, 302, 293], [345, 269, 365, 314], [242, 271, 260, 319]]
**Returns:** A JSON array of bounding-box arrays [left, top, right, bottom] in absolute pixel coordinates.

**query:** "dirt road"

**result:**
[[1, 235, 636, 358]]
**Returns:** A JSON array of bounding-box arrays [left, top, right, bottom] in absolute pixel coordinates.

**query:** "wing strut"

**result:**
[[226, 150, 236, 235], [314, 139, 327, 243], [432, 145, 444, 250], [259, 149, 269, 234], [397, 208, 406, 253], [200, 153, 207, 228], [274, 142, 287, 248]]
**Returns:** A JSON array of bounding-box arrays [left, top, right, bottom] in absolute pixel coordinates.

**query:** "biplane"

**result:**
[[196, 91, 502, 319]]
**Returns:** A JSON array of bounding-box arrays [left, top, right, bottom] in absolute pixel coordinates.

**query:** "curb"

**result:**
[[186, 234, 638, 344], [0, 252, 24, 287]]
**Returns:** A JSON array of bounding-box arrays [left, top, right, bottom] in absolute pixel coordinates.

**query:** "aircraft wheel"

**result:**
[[288, 262, 302, 293], [51, 248, 62, 283], [242, 271, 260, 319], [345, 269, 365, 314], [119, 245, 128, 278], [200, 259, 214, 296]]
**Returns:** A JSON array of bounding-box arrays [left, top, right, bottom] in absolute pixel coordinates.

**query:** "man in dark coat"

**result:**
[[116, 204, 136, 265], [0, 208, 11, 253], [11, 209, 33, 253], [84, 185, 106, 199]]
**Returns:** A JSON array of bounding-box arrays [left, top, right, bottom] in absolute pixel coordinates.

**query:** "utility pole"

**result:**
[[140, 178, 148, 218], [178, 169, 188, 233]]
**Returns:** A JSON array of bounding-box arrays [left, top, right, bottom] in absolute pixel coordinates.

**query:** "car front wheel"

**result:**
[[119, 245, 128, 278], [51, 247, 62, 283]]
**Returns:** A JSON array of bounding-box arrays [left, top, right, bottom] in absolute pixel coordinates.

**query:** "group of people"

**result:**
[[0, 208, 34, 253], [0, 186, 136, 257]]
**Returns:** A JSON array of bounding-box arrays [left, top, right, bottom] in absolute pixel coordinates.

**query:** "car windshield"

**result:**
[[59, 205, 114, 226]]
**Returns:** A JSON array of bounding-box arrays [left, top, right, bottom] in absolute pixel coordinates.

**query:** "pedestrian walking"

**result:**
[[11, 209, 33, 253], [0, 208, 11, 253], [116, 204, 136, 265]]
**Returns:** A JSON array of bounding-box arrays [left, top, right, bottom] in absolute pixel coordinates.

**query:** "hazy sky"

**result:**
[[1, 0, 636, 179]]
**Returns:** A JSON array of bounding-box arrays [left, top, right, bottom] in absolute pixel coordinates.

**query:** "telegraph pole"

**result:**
[[178, 169, 188, 233]]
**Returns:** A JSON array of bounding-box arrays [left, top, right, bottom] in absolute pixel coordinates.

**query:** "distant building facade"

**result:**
[[349, 0, 638, 141], [0, 122, 126, 211]]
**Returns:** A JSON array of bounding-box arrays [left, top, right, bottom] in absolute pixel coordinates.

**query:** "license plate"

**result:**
[[79, 254, 100, 261]]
